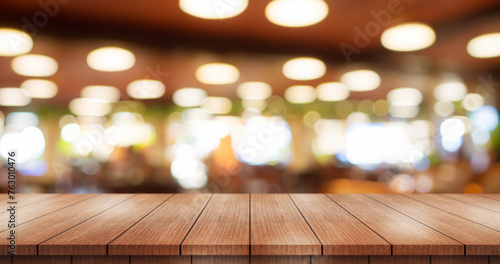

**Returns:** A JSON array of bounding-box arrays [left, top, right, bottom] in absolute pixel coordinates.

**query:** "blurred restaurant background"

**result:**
[[0, 0, 499, 194]]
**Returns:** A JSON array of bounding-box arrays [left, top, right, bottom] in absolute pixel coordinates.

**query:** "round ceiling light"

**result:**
[[0, 28, 33, 57], [283, 57, 326, 80], [195, 63, 239, 85], [20, 79, 58, 99], [127, 80, 165, 99], [179, 0, 248, 19], [0, 88, 32, 106], [467, 33, 500, 58], [340, 70, 381, 91], [11, 54, 58, 77], [381, 23, 436, 52], [87, 47, 135, 72], [265, 0, 328, 27]]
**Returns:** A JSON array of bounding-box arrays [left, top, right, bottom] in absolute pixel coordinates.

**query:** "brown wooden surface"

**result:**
[[0, 194, 134, 255], [182, 194, 249, 255], [39, 194, 173, 255], [328, 194, 463, 255], [478, 194, 500, 201], [192, 256, 249, 264], [492, 256, 500, 264], [130, 256, 190, 264], [290, 194, 390, 255], [405, 194, 500, 231], [0, 194, 60, 211], [1, 193, 500, 259], [431, 256, 489, 264], [72, 256, 129, 264], [441, 194, 500, 213], [0, 194, 97, 233], [251, 256, 310, 264], [312, 256, 368, 264], [12, 256, 70, 264], [370, 256, 430, 264], [250, 194, 321, 255], [108, 194, 212, 255], [368, 194, 500, 255]]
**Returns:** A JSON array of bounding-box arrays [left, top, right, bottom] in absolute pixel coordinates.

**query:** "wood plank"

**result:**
[[368, 194, 500, 255], [0, 256, 11, 264], [109, 194, 212, 255], [12, 256, 70, 264], [251, 256, 310, 264], [328, 194, 463, 255], [251, 194, 321, 255], [182, 194, 249, 255], [39, 194, 173, 255], [370, 256, 429, 264], [491, 256, 500, 264], [290, 194, 390, 255], [441, 194, 500, 213], [192, 256, 249, 264], [478, 194, 500, 201], [73, 256, 129, 264], [131, 256, 190, 264], [0, 194, 61, 213], [311, 256, 368, 264], [0, 194, 134, 255], [405, 194, 500, 232], [0, 194, 98, 232], [431, 256, 488, 264]]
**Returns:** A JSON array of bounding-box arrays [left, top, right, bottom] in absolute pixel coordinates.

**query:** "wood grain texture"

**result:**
[[192, 256, 249, 264], [131, 256, 190, 264], [441, 194, 500, 213], [0, 194, 134, 255], [290, 194, 390, 255], [478, 194, 500, 201], [431, 256, 488, 264], [405, 194, 500, 232], [491, 256, 500, 264], [72, 256, 129, 264], [39, 194, 173, 255], [251, 256, 310, 264], [12, 256, 70, 264], [109, 194, 212, 255], [251, 194, 321, 255], [328, 194, 463, 255], [368, 194, 500, 255], [0, 194, 60, 213], [0, 256, 11, 264], [312, 256, 368, 264], [0, 194, 98, 232], [370, 256, 430, 264], [182, 194, 249, 255]]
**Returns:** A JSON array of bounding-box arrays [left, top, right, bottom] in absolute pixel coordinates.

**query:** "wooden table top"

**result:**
[[1, 193, 500, 256]]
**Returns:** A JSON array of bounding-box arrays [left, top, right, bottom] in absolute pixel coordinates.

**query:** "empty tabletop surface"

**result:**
[[1, 193, 500, 256]]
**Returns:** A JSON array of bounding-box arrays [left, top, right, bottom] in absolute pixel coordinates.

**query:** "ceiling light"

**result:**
[[237, 82, 272, 100], [201, 97, 232, 114], [11, 54, 58, 77], [69, 98, 112, 116], [179, 0, 248, 19], [283, 57, 326, 80], [340, 70, 381, 91], [462, 93, 484, 112], [467, 33, 500, 58], [433, 82, 467, 102], [20, 79, 58, 99], [389, 105, 419, 118], [87, 47, 135, 72], [195, 63, 239, 85], [316, 82, 349, 101], [284, 85, 316, 104], [127, 79, 165, 99], [81, 85, 121, 102], [0, 28, 33, 56], [381, 23, 436, 52], [387, 88, 422, 106], [0, 88, 31, 106], [265, 0, 328, 27], [173, 88, 207, 107]]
